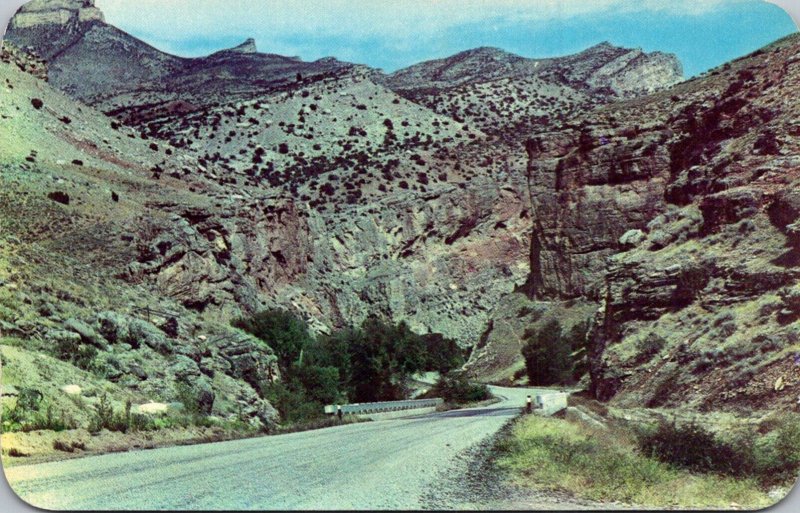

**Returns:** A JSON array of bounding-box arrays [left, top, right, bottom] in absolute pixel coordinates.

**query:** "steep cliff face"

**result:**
[[535, 42, 684, 98], [518, 34, 800, 412], [524, 122, 672, 301]]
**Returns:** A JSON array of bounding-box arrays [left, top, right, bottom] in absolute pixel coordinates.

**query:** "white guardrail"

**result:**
[[324, 398, 443, 415]]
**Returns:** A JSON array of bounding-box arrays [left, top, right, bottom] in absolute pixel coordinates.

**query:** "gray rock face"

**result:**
[[217, 333, 280, 392], [10, 0, 103, 29], [224, 38, 258, 55], [524, 126, 673, 301]]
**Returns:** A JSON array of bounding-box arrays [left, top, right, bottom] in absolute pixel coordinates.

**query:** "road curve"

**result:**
[[3, 386, 552, 510]]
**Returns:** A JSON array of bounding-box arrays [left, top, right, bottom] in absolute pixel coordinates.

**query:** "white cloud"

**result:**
[[95, 0, 750, 47]]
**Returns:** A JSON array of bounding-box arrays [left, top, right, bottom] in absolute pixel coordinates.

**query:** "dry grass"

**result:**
[[496, 414, 774, 509]]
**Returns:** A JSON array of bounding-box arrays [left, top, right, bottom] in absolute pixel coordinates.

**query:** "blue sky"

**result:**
[[95, 0, 797, 77]]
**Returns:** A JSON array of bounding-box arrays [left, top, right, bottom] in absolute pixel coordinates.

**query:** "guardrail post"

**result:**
[[526, 395, 532, 414], [337, 405, 343, 421]]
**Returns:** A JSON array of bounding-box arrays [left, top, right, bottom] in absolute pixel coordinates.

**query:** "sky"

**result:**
[[94, 0, 798, 77]]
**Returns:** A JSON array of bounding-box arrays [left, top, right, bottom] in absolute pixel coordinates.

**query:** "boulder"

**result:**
[[218, 333, 279, 390], [619, 229, 645, 248], [60, 384, 82, 396]]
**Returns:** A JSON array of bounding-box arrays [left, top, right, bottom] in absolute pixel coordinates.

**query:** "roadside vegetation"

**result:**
[[2, 387, 254, 437], [521, 318, 590, 386], [497, 411, 800, 508], [422, 372, 491, 407], [2, 308, 475, 462], [233, 309, 468, 426]]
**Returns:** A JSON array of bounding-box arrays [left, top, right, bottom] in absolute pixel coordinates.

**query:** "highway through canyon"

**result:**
[[2, 386, 592, 510]]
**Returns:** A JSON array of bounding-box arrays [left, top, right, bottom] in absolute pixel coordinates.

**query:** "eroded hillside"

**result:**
[[3, 0, 684, 352], [0, 41, 281, 431], [7, 0, 778, 424]]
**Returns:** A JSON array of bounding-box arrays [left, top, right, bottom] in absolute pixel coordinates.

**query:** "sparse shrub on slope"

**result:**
[[638, 421, 755, 476]]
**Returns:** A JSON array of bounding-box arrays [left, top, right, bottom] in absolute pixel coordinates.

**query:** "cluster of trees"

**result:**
[[521, 319, 590, 386], [233, 310, 466, 423]]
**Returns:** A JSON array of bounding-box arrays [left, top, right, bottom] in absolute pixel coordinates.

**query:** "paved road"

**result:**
[[3, 386, 560, 510]]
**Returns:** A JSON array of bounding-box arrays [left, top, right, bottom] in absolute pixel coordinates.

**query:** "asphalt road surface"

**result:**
[[4, 386, 576, 510]]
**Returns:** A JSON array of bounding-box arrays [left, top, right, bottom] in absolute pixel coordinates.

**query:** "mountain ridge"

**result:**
[[3, 0, 792, 426]]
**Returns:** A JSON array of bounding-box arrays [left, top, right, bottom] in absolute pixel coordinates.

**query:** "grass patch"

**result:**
[[639, 416, 800, 487], [496, 415, 773, 509]]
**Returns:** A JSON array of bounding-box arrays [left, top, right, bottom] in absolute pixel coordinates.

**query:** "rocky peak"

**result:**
[[382, 46, 529, 92], [383, 41, 682, 100], [227, 38, 258, 54], [10, 0, 104, 29], [538, 41, 684, 98]]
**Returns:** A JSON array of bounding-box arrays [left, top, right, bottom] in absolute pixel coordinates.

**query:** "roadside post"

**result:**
[[526, 395, 532, 414], [337, 405, 343, 421]]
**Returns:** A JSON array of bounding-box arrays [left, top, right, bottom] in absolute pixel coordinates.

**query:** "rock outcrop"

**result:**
[[515, 35, 800, 412], [9, 0, 103, 30], [225, 38, 258, 55]]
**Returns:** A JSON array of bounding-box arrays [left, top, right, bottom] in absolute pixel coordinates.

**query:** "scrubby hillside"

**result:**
[[0, 41, 281, 434], [7, 0, 763, 434], [382, 43, 683, 137], [5, 0, 683, 350]]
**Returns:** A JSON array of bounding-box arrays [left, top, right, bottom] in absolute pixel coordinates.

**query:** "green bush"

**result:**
[[233, 309, 313, 371], [638, 421, 755, 477], [261, 382, 324, 424], [522, 319, 573, 386], [87, 395, 147, 434], [295, 364, 340, 405], [24, 404, 76, 432], [753, 415, 800, 485], [635, 333, 667, 363], [637, 418, 800, 485], [501, 415, 770, 508], [2, 390, 76, 433], [430, 372, 491, 404]]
